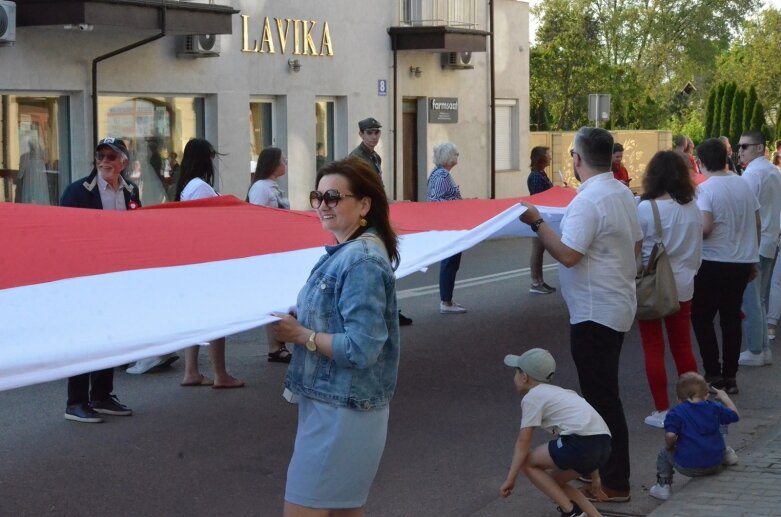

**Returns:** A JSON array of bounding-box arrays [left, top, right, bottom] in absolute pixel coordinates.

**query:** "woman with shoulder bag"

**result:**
[[636, 151, 703, 428]]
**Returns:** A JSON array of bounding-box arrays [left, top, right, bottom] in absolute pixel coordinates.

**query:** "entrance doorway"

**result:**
[[402, 99, 419, 200]]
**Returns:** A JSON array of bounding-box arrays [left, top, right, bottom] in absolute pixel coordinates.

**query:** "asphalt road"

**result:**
[[1, 237, 780, 517]]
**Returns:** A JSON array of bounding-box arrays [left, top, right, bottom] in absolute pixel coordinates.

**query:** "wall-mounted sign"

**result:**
[[428, 97, 458, 123], [241, 15, 334, 56], [378, 79, 387, 97]]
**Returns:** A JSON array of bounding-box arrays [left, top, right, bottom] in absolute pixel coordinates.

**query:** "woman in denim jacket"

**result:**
[[272, 157, 400, 516]]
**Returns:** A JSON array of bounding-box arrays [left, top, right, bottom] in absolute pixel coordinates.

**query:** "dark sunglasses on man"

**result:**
[[309, 189, 357, 209]]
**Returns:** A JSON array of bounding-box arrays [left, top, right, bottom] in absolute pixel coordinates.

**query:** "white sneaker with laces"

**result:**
[[723, 446, 739, 466], [738, 350, 766, 366], [649, 483, 671, 501], [440, 301, 467, 314], [644, 410, 668, 429], [764, 348, 773, 365]]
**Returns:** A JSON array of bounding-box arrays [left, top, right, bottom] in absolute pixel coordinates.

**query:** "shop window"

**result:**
[[0, 95, 69, 205], [315, 99, 335, 173], [97, 96, 204, 206], [495, 99, 518, 171], [250, 100, 274, 177]]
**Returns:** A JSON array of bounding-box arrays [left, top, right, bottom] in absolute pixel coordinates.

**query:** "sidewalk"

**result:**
[[648, 417, 781, 517]]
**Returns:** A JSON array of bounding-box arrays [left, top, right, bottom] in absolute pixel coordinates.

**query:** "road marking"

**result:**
[[398, 264, 558, 299]]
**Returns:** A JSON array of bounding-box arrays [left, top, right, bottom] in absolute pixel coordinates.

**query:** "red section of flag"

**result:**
[[0, 187, 575, 290]]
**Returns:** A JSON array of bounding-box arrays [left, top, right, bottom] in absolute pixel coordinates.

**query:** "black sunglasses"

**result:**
[[738, 143, 761, 150], [309, 189, 357, 209]]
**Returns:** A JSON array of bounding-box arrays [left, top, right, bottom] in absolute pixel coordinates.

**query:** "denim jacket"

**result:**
[[284, 230, 400, 410]]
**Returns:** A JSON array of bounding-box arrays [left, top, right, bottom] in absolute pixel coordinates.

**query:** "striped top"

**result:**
[[426, 167, 462, 202]]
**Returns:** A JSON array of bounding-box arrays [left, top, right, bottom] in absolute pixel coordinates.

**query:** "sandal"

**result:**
[[268, 347, 292, 363]]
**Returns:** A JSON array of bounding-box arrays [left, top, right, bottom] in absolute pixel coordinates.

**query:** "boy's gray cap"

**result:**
[[504, 348, 556, 383], [358, 117, 382, 131]]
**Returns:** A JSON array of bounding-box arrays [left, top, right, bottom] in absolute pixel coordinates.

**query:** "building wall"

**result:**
[[0, 0, 530, 208]]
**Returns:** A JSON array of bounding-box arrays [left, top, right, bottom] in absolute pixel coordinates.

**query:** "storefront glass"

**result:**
[[97, 95, 204, 205], [0, 95, 68, 205], [249, 100, 273, 176], [315, 99, 335, 172]]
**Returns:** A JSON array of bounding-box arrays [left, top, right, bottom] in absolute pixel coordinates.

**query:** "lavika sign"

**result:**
[[241, 15, 334, 56]]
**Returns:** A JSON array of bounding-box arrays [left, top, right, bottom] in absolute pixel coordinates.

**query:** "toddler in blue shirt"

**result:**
[[649, 372, 739, 501]]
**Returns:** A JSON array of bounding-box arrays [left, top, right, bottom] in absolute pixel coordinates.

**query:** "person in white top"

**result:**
[[500, 348, 609, 517], [247, 147, 290, 209], [175, 138, 244, 389], [692, 138, 760, 395], [736, 130, 781, 367], [520, 127, 641, 503], [246, 147, 292, 364], [635, 151, 703, 429]]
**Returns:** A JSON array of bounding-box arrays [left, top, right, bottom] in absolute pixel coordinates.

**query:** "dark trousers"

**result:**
[[439, 253, 462, 303], [570, 321, 630, 492], [691, 260, 752, 380], [67, 368, 114, 406]]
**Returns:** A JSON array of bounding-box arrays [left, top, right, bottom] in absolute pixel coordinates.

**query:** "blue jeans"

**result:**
[[742, 256, 775, 354], [439, 253, 462, 303], [656, 448, 721, 484]]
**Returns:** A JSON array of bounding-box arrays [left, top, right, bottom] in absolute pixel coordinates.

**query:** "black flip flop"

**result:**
[[268, 347, 292, 363]]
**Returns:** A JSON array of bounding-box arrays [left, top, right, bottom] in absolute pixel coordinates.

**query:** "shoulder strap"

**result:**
[[650, 199, 663, 243]]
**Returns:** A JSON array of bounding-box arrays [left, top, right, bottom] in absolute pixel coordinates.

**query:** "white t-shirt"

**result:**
[[741, 157, 781, 259], [559, 172, 643, 332], [520, 383, 611, 437], [248, 179, 290, 209], [637, 199, 703, 302], [180, 177, 217, 201], [696, 174, 760, 263]]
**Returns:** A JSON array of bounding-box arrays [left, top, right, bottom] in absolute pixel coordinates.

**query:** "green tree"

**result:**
[[704, 88, 717, 138], [719, 82, 736, 138], [748, 100, 765, 133], [743, 86, 758, 134], [711, 83, 726, 138], [729, 89, 746, 146]]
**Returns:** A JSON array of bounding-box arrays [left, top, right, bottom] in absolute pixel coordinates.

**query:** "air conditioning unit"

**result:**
[[441, 51, 473, 70], [176, 34, 220, 58], [0, 0, 16, 46]]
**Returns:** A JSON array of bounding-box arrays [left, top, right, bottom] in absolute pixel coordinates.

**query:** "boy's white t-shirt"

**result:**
[[637, 199, 703, 301], [520, 383, 610, 437], [696, 174, 760, 263], [180, 177, 217, 201]]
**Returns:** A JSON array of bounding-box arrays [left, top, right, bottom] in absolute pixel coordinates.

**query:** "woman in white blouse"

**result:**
[[636, 151, 703, 428], [174, 138, 244, 388], [247, 147, 289, 209]]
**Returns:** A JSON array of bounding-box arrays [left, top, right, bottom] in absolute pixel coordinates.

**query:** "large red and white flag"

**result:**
[[0, 187, 575, 391]]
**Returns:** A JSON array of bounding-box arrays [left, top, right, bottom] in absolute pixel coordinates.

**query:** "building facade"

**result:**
[[0, 0, 529, 209]]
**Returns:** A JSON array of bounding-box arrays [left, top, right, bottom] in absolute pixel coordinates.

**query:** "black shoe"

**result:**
[[64, 403, 104, 423], [90, 395, 132, 416], [557, 501, 585, 517], [398, 311, 413, 326], [722, 377, 738, 394]]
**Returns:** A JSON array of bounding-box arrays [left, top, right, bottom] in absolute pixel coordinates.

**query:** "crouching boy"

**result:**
[[500, 348, 610, 517], [649, 372, 739, 501]]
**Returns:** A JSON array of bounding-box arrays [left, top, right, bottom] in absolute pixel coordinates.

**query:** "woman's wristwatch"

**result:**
[[305, 332, 317, 352], [530, 218, 545, 233]]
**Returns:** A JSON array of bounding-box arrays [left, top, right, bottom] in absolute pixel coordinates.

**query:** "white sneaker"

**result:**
[[126, 354, 178, 374], [764, 348, 773, 365], [738, 350, 767, 366], [723, 446, 739, 466], [440, 302, 467, 314], [768, 327, 776, 340], [644, 410, 668, 429], [649, 483, 671, 501]]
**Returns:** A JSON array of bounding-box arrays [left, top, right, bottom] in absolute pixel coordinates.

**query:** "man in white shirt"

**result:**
[[737, 130, 781, 367], [520, 127, 642, 503]]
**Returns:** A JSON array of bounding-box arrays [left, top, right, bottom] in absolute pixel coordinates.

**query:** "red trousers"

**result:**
[[637, 300, 698, 411]]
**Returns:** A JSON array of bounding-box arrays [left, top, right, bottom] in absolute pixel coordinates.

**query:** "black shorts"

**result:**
[[548, 433, 611, 476]]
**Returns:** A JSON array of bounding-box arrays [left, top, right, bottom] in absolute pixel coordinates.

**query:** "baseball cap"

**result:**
[[504, 348, 556, 383], [96, 137, 129, 160], [358, 117, 382, 131]]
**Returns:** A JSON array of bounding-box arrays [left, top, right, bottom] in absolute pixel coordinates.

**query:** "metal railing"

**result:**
[[399, 0, 478, 29]]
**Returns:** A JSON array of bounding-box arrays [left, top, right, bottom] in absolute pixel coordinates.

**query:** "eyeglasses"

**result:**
[[309, 189, 357, 209], [95, 152, 120, 162], [738, 143, 761, 150], [569, 149, 579, 158], [364, 129, 381, 136]]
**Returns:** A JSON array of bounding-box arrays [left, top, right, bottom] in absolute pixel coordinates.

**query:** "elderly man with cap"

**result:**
[[349, 116, 413, 326], [59, 137, 140, 423]]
